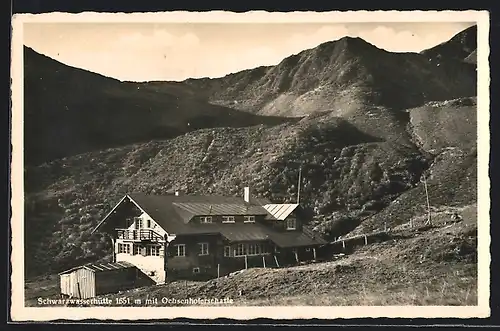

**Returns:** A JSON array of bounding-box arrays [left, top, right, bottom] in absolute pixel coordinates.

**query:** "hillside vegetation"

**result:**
[[23, 25, 478, 280]]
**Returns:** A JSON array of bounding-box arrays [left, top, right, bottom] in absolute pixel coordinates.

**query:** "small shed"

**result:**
[[58, 261, 142, 299]]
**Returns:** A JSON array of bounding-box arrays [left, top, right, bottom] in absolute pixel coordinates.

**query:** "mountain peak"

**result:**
[[311, 35, 383, 55], [420, 24, 477, 62]]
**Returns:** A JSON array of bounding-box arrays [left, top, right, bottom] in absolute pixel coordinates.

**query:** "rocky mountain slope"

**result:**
[[182, 34, 476, 117], [420, 25, 477, 62], [24, 47, 294, 165], [23, 25, 477, 278]]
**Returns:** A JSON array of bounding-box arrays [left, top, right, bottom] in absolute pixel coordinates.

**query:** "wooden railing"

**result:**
[[116, 229, 163, 242]]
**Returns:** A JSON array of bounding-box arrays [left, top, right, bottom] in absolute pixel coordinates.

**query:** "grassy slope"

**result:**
[[408, 97, 477, 153], [347, 97, 477, 235]]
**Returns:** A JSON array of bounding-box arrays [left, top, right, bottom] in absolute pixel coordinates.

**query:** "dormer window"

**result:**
[[200, 216, 212, 224], [222, 216, 235, 223], [286, 218, 297, 230], [244, 216, 255, 223]]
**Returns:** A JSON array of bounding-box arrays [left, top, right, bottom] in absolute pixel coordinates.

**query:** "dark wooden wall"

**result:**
[[94, 267, 154, 295]]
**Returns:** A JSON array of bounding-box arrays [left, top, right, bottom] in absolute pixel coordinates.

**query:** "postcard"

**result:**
[[10, 10, 490, 321]]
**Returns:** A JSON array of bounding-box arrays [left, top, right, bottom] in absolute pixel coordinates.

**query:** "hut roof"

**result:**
[[58, 261, 135, 275]]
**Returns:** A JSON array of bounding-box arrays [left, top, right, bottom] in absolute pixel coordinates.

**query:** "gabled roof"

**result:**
[[92, 193, 326, 247], [263, 203, 299, 220], [58, 261, 135, 275]]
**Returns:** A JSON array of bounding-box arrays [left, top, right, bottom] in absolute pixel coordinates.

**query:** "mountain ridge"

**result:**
[[182, 31, 476, 117], [24, 47, 297, 165], [420, 25, 477, 62]]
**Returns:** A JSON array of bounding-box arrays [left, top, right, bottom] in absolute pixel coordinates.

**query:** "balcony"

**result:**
[[116, 229, 163, 242]]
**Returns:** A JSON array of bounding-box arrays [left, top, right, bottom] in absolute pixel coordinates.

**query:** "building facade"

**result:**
[[92, 187, 327, 283]]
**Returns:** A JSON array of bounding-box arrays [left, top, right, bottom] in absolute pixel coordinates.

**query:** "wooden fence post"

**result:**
[[342, 240, 345, 250], [217, 264, 220, 279], [313, 248, 317, 260], [262, 256, 266, 268], [294, 251, 299, 263], [77, 282, 82, 299], [364, 235, 368, 245], [274, 255, 280, 267], [244, 255, 248, 270]]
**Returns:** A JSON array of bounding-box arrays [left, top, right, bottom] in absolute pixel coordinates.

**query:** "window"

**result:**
[[174, 244, 185, 257], [147, 245, 161, 256], [286, 218, 297, 230], [198, 243, 209, 256], [224, 246, 231, 257], [192, 267, 200, 274], [244, 216, 255, 223], [235, 243, 246, 256], [135, 218, 143, 229], [118, 243, 130, 254], [222, 216, 235, 223], [234, 243, 269, 256], [146, 219, 151, 228], [305, 247, 311, 252], [133, 245, 141, 255], [200, 216, 212, 224], [248, 243, 257, 255]]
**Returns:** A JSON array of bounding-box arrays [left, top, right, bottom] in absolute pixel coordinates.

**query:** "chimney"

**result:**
[[243, 187, 251, 203]]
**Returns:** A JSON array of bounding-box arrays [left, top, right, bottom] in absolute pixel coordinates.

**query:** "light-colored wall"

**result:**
[[116, 252, 165, 284], [122, 212, 167, 237], [67, 268, 95, 299], [60, 274, 71, 296], [114, 205, 168, 284], [137, 213, 167, 237]]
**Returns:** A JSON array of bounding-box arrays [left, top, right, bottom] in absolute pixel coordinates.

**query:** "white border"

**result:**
[[10, 10, 490, 321]]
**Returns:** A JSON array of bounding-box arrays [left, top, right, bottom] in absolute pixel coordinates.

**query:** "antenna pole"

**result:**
[[297, 166, 302, 204], [422, 173, 432, 226]]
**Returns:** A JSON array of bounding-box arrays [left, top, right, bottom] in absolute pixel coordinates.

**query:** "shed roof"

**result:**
[[219, 223, 272, 242], [58, 261, 136, 275], [269, 231, 328, 248]]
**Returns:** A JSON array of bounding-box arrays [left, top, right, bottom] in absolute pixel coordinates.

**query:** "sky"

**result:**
[[23, 22, 475, 82]]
